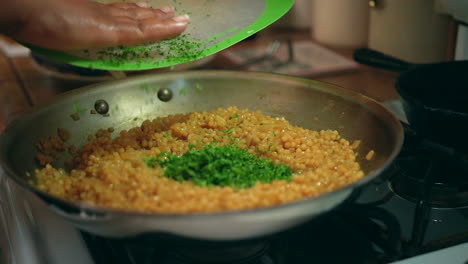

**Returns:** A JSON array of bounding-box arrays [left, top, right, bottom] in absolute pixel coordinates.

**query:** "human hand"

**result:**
[[1, 0, 188, 51]]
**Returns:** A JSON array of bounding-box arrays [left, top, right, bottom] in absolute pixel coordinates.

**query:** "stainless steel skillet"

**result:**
[[0, 71, 403, 240]]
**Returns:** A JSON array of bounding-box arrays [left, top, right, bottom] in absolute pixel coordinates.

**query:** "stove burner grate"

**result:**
[[80, 232, 282, 264], [164, 242, 273, 264], [390, 125, 468, 208]]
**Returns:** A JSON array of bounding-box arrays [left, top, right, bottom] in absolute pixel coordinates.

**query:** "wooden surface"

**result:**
[[317, 65, 399, 101], [0, 32, 400, 131], [251, 28, 400, 101]]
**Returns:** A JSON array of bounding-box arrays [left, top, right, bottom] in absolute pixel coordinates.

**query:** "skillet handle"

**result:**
[[353, 48, 413, 72]]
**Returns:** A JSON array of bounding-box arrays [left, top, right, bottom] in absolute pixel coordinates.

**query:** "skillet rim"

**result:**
[[0, 70, 404, 219]]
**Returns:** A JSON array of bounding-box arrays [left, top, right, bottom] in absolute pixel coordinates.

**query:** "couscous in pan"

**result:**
[[0, 71, 403, 240]]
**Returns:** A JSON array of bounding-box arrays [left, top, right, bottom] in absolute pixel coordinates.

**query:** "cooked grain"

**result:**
[[35, 107, 365, 213]]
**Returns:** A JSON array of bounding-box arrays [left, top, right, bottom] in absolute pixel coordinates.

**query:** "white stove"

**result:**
[[0, 169, 93, 264]]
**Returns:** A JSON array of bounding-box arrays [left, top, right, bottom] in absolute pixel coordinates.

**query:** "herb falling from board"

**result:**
[[93, 33, 208, 66], [143, 144, 293, 189]]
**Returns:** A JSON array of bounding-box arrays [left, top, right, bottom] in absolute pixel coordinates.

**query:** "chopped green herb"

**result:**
[[273, 132, 277, 136], [195, 83, 203, 92], [72, 103, 86, 116], [144, 144, 292, 188], [179, 87, 187, 96], [229, 114, 239, 120], [225, 129, 233, 134], [162, 133, 170, 138], [143, 157, 157, 168], [139, 83, 149, 92], [268, 142, 274, 151], [92, 33, 209, 67], [207, 32, 226, 41], [259, 123, 264, 126]]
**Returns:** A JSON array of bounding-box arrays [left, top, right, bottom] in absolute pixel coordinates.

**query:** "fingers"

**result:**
[[83, 14, 189, 48], [10, 0, 189, 51], [138, 14, 189, 40], [108, 2, 150, 9], [108, 4, 175, 21], [112, 14, 189, 46], [97, 2, 187, 47]]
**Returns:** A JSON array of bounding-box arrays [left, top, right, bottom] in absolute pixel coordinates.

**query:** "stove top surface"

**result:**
[[1, 100, 468, 264]]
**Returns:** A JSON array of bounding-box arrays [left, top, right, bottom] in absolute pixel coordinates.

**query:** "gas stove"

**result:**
[[1, 100, 467, 264]]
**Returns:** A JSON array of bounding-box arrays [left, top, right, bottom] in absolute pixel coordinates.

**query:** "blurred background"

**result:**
[[274, 0, 467, 62]]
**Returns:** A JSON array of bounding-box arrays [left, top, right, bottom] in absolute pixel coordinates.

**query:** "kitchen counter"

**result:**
[[0, 31, 399, 130]]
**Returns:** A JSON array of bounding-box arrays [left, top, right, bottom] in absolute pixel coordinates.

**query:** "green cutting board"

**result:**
[[25, 0, 294, 71]]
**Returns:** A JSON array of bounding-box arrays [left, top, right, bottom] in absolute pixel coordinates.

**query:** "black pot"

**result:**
[[354, 48, 468, 154]]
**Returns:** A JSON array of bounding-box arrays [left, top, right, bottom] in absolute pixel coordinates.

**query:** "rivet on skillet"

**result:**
[[94, 99, 109, 115], [157, 88, 173, 102]]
